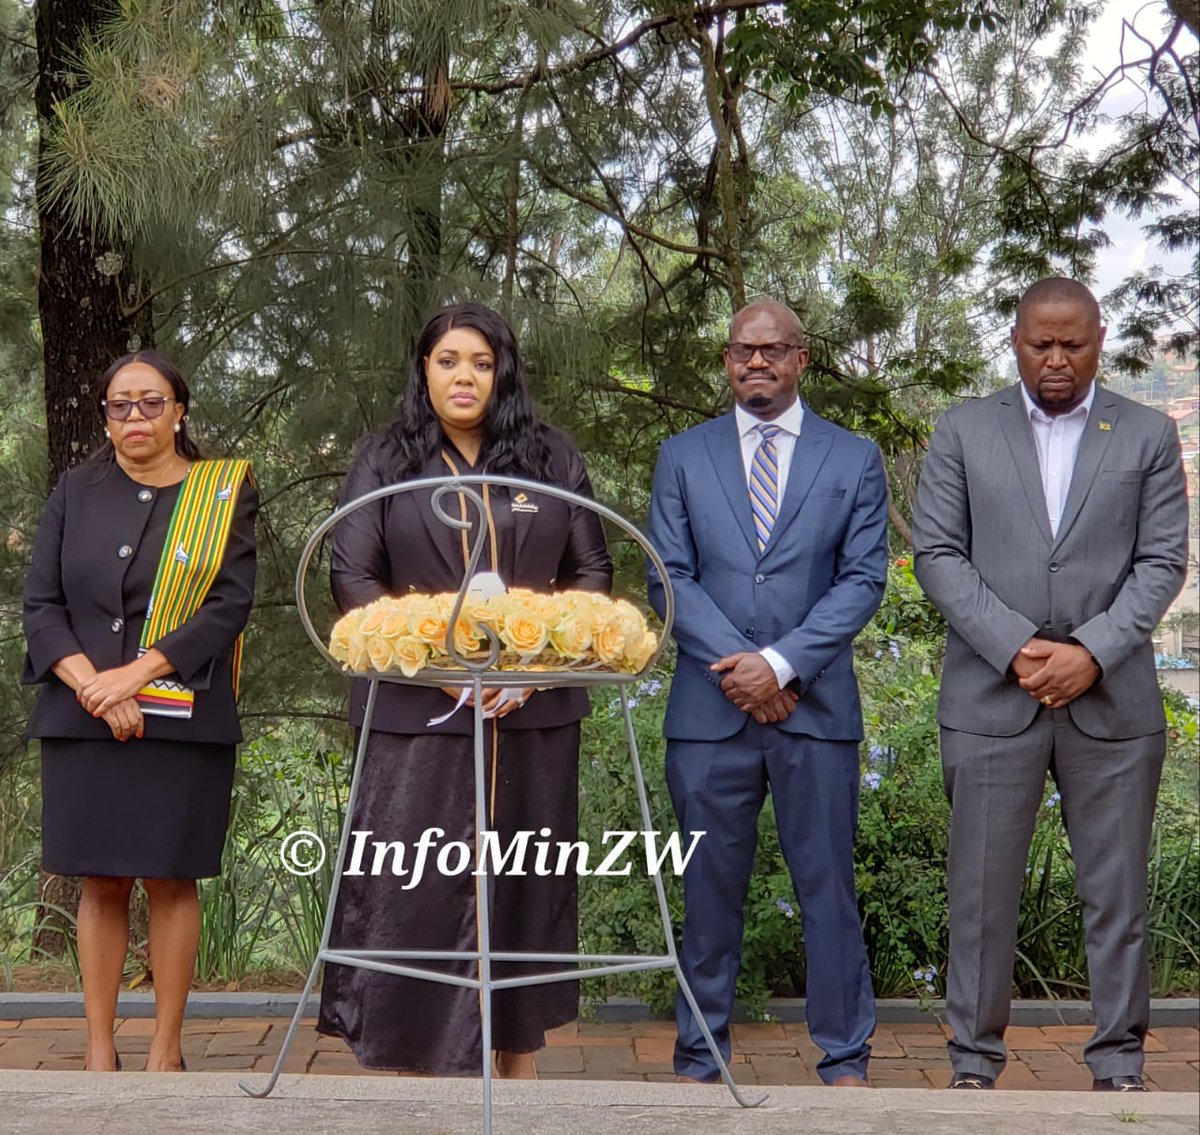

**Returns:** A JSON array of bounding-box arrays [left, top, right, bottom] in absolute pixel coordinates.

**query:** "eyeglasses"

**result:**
[[726, 342, 804, 364], [102, 396, 177, 421]]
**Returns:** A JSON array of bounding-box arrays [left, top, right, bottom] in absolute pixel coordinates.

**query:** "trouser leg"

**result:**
[[941, 720, 1052, 1079], [665, 725, 766, 1080], [1052, 718, 1164, 1080], [767, 733, 875, 1082]]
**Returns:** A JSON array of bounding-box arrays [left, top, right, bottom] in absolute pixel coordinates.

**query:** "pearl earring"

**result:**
[[104, 428, 110, 439], [174, 423, 181, 433]]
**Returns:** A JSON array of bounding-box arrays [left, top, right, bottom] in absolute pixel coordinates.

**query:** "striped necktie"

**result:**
[[749, 424, 781, 552]]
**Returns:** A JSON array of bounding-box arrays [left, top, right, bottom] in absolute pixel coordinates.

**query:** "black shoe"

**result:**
[[949, 1072, 995, 1089], [1092, 1075, 1147, 1092]]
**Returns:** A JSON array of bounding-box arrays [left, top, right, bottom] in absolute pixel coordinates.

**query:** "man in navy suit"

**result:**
[[648, 299, 888, 1086]]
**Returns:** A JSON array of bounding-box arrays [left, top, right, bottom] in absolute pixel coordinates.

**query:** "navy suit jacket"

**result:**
[[647, 407, 888, 742]]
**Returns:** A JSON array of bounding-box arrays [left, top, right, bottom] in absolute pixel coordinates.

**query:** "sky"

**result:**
[[1083, 1, 1198, 303]]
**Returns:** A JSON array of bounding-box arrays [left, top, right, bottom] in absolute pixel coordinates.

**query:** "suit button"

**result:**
[[110, 618, 124, 633], [1048, 562, 1060, 572], [137, 489, 153, 503], [745, 628, 755, 637], [117, 545, 132, 558], [754, 573, 765, 584], [1043, 622, 1053, 630]]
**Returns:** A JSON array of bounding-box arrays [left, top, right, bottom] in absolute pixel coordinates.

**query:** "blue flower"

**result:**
[[866, 744, 895, 768], [888, 640, 901, 661], [1044, 792, 1061, 809], [637, 678, 663, 697], [913, 965, 937, 993], [861, 771, 882, 791], [775, 898, 796, 919]]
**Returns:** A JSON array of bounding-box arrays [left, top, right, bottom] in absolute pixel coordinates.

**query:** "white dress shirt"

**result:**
[[1020, 383, 1096, 537], [734, 400, 805, 689]]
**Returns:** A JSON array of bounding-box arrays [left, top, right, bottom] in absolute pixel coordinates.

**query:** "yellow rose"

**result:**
[[467, 599, 504, 633], [593, 612, 628, 666], [328, 612, 358, 663], [358, 607, 389, 636], [407, 598, 449, 648], [622, 629, 658, 674], [376, 608, 409, 639], [450, 614, 483, 657], [608, 596, 645, 639], [550, 613, 593, 660], [502, 609, 550, 655], [565, 591, 602, 619], [345, 630, 372, 672], [366, 635, 395, 672], [390, 636, 430, 677], [532, 593, 568, 623]]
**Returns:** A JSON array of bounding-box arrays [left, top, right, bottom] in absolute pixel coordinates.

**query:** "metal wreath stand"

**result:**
[[239, 475, 768, 1129]]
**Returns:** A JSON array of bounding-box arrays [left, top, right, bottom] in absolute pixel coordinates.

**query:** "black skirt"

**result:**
[[40, 738, 236, 879], [317, 722, 581, 1074]]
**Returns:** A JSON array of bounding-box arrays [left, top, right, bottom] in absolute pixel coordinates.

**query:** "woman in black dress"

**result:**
[[318, 303, 612, 1078], [23, 351, 257, 1072]]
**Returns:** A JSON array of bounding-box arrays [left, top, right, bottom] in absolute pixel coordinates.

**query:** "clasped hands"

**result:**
[[77, 664, 146, 742], [710, 653, 796, 724], [1012, 638, 1100, 710], [440, 686, 534, 720]]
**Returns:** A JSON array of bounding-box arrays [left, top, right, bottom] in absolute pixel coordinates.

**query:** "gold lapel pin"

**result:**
[[1098, 419, 1112, 431]]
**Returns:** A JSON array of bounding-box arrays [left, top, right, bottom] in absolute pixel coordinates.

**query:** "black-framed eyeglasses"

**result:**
[[102, 396, 177, 421], [725, 342, 804, 364]]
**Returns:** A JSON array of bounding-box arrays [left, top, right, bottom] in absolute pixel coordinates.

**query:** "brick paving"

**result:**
[[0, 1017, 1196, 1089]]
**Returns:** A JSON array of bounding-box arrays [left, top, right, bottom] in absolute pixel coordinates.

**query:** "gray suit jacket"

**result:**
[[912, 383, 1188, 740]]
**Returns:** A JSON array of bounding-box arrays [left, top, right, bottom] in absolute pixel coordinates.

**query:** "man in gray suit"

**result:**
[[912, 278, 1188, 1091]]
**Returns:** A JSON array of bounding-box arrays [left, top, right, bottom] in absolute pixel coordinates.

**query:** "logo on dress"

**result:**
[[174, 544, 189, 564], [511, 492, 539, 514], [217, 485, 233, 500]]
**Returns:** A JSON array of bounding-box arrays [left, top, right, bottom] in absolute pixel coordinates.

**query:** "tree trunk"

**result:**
[[399, 48, 451, 353], [32, 0, 153, 960], [35, 0, 153, 487]]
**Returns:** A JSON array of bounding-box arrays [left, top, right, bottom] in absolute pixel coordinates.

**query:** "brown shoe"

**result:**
[[831, 1074, 872, 1087]]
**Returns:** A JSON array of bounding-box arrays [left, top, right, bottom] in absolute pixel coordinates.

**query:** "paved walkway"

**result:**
[[3, 1072, 1199, 1135], [2, 1017, 1197, 1090]]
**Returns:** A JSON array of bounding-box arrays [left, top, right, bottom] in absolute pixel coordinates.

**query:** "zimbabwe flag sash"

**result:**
[[135, 459, 253, 718]]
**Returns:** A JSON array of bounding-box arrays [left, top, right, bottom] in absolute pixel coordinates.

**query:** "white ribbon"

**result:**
[[425, 572, 521, 726]]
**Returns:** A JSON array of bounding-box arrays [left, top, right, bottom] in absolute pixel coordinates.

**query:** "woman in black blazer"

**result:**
[[317, 303, 612, 1078], [23, 351, 256, 1072]]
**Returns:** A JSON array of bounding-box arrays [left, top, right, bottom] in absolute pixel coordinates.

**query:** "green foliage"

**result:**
[[726, 0, 1005, 117]]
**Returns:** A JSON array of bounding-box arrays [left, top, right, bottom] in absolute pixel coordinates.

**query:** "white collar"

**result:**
[[1021, 381, 1096, 424], [735, 398, 804, 439]]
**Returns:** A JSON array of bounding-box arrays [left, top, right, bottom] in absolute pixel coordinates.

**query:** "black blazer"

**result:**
[[331, 429, 613, 734], [23, 460, 258, 744]]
